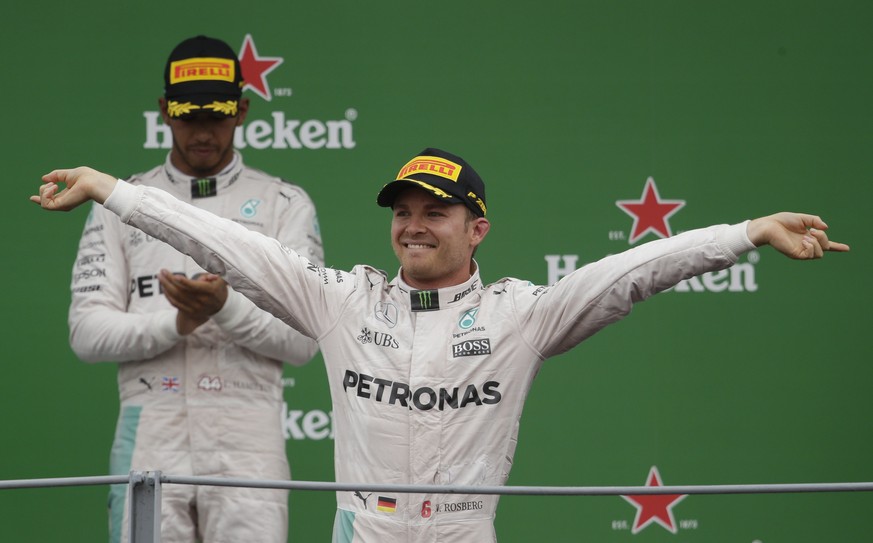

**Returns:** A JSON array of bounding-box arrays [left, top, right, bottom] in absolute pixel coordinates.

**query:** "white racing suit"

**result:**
[[68, 153, 323, 543], [102, 180, 755, 542]]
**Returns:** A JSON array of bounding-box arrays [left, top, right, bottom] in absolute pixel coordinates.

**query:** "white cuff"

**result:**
[[103, 180, 143, 223], [717, 220, 756, 261], [210, 288, 248, 330], [154, 309, 183, 343]]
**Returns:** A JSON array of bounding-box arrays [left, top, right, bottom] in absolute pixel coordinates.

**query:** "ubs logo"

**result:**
[[357, 327, 399, 349]]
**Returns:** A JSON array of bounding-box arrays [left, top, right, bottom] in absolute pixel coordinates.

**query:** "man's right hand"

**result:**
[[30, 167, 117, 210]]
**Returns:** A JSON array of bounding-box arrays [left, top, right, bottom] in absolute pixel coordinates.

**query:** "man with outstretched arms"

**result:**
[[66, 36, 324, 543], [34, 148, 847, 543]]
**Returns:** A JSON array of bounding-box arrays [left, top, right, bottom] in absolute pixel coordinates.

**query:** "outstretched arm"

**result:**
[[30, 170, 849, 260], [747, 212, 850, 258]]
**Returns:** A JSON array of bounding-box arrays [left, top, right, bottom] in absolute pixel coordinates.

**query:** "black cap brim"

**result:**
[[376, 178, 466, 208]]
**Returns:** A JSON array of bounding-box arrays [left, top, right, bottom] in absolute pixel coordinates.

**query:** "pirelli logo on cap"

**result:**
[[397, 156, 462, 183], [170, 57, 236, 84]]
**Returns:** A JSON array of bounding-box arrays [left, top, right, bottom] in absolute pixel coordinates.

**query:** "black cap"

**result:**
[[377, 148, 487, 217], [163, 35, 244, 119]]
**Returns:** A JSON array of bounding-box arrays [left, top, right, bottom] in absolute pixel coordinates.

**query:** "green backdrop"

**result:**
[[2, 1, 870, 541]]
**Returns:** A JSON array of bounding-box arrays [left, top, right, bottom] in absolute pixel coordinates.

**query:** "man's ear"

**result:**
[[236, 98, 250, 126], [158, 97, 171, 123], [471, 217, 491, 247]]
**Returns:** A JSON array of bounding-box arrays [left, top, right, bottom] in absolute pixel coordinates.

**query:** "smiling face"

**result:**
[[159, 97, 249, 177], [390, 187, 490, 290]]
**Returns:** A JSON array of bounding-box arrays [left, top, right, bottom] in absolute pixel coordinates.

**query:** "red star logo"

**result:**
[[616, 177, 685, 244], [238, 34, 283, 101], [621, 466, 687, 534]]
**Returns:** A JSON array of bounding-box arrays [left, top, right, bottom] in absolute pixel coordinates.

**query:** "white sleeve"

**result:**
[[511, 222, 755, 359]]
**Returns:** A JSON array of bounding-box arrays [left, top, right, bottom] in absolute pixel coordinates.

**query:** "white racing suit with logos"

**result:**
[[68, 153, 323, 543], [102, 179, 755, 543]]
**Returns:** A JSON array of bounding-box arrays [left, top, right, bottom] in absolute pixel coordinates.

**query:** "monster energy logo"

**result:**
[[410, 289, 439, 312], [191, 178, 217, 198]]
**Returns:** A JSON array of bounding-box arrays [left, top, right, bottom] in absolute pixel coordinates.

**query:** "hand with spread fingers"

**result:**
[[158, 270, 230, 336], [747, 212, 850, 259]]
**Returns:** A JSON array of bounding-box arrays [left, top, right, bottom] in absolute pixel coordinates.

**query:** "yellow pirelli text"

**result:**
[[468, 191, 487, 215], [397, 156, 462, 182], [170, 57, 236, 84]]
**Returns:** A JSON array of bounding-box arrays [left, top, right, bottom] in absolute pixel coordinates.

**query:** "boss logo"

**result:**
[[452, 339, 491, 358]]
